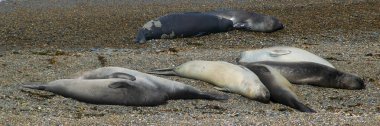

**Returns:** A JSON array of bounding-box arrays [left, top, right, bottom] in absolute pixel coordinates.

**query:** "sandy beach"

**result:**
[[0, 0, 379, 125]]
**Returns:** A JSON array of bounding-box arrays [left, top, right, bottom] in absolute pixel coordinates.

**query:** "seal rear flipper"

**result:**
[[109, 72, 136, 81], [22, 84, 46, 90], [147, 68, 177, 76], [108, 81, 135, 89]]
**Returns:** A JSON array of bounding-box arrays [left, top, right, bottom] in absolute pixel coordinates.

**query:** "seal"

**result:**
[[134, 12, 233, 43], [207, 9, 284, 32], [237, 46, 335, 68], [240, 61, 365, 90], [148, 60, 270, 103], [22, 68, 228, 106], [248, 64, 316, 113]]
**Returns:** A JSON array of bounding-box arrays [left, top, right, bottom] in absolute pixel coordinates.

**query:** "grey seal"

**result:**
[[22, 68, 228, 106], [237, 46, 335, 68], [207, 9, 284, 32], [240, 61, 365, 90], [134, 12, 233, 43], [148, 60, 270, 103], [248, 64, 316, 113]]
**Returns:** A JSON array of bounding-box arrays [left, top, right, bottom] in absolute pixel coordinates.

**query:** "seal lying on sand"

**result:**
[[207, 9, 284, 32], [237, 46, 335, 68], [134, 12, 233, 43], [23, 68, 228, 106], [148, 60, 270, 103], [248, 64, 316, 113], [240, 61, 365, 90]]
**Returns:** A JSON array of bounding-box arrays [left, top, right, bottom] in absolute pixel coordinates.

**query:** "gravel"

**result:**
[[0, 0, 379, 125]]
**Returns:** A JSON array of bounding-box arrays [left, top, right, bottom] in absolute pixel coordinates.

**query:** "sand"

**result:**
[[0, 0, 379, 125]]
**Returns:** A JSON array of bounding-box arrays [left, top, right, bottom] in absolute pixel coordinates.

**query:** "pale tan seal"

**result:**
[[148, 60, 270, 103]]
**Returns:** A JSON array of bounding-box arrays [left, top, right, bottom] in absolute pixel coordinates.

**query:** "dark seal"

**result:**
[[247, 64, 316, 113], [207, 9, 284, 32], [240, 61, 365, 90], [134, 12, 233, 43]]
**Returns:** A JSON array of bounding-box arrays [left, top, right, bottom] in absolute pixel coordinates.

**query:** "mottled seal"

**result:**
[[134, 12, 233, 43], [237, 46, 335, 68], [248, 64, 316, 113], [240, 61, 365, 90], [148, 60, 270, 103], [23, 69, 228, 106], [207, 9, 284, 32]]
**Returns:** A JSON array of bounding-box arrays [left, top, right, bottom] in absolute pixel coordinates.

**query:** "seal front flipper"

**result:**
[[233, 23, 249, 29], [194, 32, 208, 37], [109, 72, 136, 81], [108, 81, 135, 89], [269, 49, 291, 57], [147, 68, 178, 76], [213, 87, 233, 93]]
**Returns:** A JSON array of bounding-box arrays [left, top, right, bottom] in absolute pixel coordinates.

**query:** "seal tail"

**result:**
[[22, 84, 47, 90], [147, 68, 177, 76]]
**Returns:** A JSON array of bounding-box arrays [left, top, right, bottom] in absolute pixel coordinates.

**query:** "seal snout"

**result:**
[[277, 23, 285, 30], [350, 77, 365, 90], [255, 93, 270, 103], [273, 22, 284, 32], [339, 74, 366, 90]]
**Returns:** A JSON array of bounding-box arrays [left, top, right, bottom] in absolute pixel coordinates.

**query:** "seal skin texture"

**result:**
[[240, 61, 365, 90], [134, 12, 233, 43], [247, 64, 316, 113], [148, 60, 271, 103], [207, 9, 284, 32]]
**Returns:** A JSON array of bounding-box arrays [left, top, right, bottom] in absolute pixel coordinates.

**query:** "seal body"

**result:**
[[247, 64, 316, 112], [23, 79, 168, 106], [237, 46, 335, 68], [240, 61, 365, 90], [149, 60, 270, 103], [134, 12, 233, 43], [207, 9, 284, 32], [23, 67, 228, 106], [76, 67, 228, 100]]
